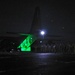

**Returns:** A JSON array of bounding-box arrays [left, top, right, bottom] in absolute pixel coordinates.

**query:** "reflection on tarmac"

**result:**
[[0, 53, 75, 75]]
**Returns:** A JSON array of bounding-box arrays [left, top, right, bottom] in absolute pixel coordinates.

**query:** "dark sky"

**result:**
[[0, 0, 75, 37]]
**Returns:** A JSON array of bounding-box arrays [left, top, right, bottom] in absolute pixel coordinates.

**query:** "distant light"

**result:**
[[62, 27, 65, 30], [10, 51, 12, 53], [51, 19, 54, 22], [13, 43, 15, 45], [40, 31, 45, 35], [11, 49, 14, 51], [31, 38, 32, 39], [40, 41, 42, 43]]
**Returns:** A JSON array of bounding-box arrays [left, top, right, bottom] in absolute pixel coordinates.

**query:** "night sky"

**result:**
[[0, 0, 75, 37]]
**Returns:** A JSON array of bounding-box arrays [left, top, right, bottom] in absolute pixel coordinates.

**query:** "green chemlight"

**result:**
[[17, 34, 36, 52], [21, 47, 31, 51]]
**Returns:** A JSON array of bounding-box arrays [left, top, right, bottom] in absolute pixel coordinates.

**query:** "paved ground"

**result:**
[[0, 52, 75, 75]]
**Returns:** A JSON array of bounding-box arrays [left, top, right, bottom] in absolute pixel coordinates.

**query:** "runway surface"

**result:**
[[0, 52, 75, 75]]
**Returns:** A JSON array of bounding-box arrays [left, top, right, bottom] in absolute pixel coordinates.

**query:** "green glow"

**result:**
[[17, 34, 36, 51], [21, 47, 31, 51]]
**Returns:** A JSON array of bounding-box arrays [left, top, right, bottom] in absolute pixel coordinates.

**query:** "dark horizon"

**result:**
[[0, 0, 75, 37]]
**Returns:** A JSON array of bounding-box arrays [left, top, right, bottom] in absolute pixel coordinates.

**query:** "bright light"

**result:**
[[40, 31, 45, 35]]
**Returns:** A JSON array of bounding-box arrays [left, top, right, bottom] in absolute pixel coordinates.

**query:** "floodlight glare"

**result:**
[[40, 31, 45, 35]]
